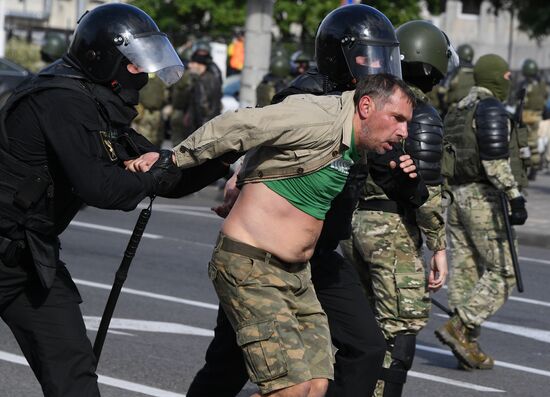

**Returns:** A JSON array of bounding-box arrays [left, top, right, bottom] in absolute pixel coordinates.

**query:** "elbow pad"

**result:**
[[405, 102, 444, 186], [475, 98, 510, 160]]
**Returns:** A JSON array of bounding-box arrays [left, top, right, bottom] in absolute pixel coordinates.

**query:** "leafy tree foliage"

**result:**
[[489, 0, 550, 39], [131, 0, 426, 45]]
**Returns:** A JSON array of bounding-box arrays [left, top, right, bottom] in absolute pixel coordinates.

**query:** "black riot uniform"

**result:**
[[0, 4, 227, 397]]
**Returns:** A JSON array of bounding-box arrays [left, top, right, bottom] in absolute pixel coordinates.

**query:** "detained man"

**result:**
[[128, 74, 417, 397]]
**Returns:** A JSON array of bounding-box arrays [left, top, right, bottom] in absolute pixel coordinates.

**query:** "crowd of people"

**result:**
[[0, 2, 537, 397]]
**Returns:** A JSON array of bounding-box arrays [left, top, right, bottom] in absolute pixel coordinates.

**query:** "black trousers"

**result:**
[[187, 250, 386, 397], [0, 259, 100, 397]]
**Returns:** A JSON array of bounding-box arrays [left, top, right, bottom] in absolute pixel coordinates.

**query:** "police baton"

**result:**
[[499, 192, 524, 293], [431, 297, 453, 317], [93, 197, 154, 361]]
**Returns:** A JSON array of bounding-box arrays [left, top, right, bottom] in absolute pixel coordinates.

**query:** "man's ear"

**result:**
[[358, 95, 375, 119]]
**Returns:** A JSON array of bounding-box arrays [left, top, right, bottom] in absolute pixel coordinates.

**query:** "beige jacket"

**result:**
[[173, 91, 355, 184]]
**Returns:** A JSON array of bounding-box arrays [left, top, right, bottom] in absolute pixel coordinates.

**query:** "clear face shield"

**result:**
[[116, 32, 184, 86], [343, 42, 402, 80], [446, 43, 460, 76]]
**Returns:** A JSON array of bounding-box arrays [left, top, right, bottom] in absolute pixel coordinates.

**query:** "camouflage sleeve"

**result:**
[[416, 185, 446, 251], [481, 159, 521, 199]]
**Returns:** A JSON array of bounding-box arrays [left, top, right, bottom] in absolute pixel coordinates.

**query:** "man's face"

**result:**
[[356, 89, 412, 154]]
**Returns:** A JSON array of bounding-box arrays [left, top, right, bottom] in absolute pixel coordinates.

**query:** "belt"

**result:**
[[0, 235, 26, 267], [358, 199, 401, 214], [217, 234, 306, 271]]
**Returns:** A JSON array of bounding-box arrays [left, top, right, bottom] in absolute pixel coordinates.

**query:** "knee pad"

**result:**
[[381, 334, 417, 397]]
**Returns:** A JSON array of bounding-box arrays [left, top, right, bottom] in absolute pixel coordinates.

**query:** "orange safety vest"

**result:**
[[229, 38, 244, 71]]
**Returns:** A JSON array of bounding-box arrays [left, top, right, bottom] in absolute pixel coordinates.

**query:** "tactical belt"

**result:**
[[0, 235, 25, 267], [217, 233, 307, 271], [358, 199, 401, 214]]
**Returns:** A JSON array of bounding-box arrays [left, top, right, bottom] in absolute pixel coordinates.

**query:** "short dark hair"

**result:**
[[353, 74, 416, 109]]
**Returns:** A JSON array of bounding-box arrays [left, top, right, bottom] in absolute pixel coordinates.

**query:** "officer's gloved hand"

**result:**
[[509, 196, 528, 225], [149, 150, 181, 196], [368, 144, 429, 209]]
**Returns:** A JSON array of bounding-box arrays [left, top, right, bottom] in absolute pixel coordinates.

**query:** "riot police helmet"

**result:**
[[315, 4, 401, 86], [67, 3, 183, 86], [41, 32, 68, 63], [271, 55, 291, 78], [457, 44, 474, 64], [522, 58, 538, 78], [396, 20, 458, 90]]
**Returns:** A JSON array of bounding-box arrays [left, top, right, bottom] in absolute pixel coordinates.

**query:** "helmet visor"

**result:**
[[343, 43, 402, 80], [447, 43, 460, 76], [117, 32, 184, 86]]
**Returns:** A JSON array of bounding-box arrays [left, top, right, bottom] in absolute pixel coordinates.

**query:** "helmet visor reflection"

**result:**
[[343, 44, 402, 80], [117, 32, 184, 86]]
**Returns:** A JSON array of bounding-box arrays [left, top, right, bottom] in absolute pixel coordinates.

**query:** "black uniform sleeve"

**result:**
[[36, 89, 156, 211], [475, 97, 510, 160], [162, 159, 229, 198]]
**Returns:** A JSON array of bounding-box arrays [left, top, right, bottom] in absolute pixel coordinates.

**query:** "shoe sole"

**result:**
[[434, 328, 476, 369]]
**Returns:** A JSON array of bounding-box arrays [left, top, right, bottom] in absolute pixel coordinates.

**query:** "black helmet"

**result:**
[[41, 32, 68, 63], [522, 58, 538, 77], [315, 4, 401, 86], [396, 21, 458, 90], [457, 44, 474, 63], [67, 3, 183, 85]]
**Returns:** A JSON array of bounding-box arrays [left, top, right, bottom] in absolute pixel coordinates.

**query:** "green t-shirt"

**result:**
[[264, 130, 360, 220]]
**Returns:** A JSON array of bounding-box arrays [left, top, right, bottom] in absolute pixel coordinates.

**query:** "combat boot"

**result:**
[[434, 315, 477, 369], [467, 327, 495, 369]]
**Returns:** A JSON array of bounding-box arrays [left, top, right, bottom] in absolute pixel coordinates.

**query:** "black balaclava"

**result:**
[[111, 59, 149, 106]]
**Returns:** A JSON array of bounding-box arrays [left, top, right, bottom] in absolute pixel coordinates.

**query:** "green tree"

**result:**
[[131, 0, 425, 45], [130, 0, 247, 43], [489, 0, 550, 39]]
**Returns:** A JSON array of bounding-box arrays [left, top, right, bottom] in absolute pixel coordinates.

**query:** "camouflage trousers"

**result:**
[[341, 210, 430, 340], [132, 108, 164, 147], [447, 183, 516, 329], [341, 210, 430, 397], [207, 233, 333, 394]]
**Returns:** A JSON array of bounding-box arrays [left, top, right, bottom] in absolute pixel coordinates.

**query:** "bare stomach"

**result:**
[[221, 182, 324, 263]]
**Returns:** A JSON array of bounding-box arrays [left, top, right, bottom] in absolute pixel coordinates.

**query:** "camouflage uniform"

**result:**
[[132, 75, 166, 147], [438, 83, 523, 369], [341, 85, 445, 397], [170, 66, 222, 145], [443, 64, 475, 112], [521, 79, 547, 169]]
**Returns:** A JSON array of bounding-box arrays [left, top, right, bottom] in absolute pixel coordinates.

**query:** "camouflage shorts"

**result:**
[[208, 233, 333, 394]]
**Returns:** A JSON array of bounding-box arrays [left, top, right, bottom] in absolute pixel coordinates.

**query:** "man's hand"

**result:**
[[211, 171, 240, 218], [428, 249, 448, 292], [125, 152, 160, 172], [389, 154, 417, 179]]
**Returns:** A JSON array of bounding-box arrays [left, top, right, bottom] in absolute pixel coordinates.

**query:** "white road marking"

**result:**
[[84, 317, 214, 337], [69, 221, 163, 239], [434, 313, 550, 344], [439, 285, 550, 307], [0, 350, 186, 397], [73, 279, 219, 310], [519, 256, 550, 266], [417, 344, 550, 378], [508, 296, 550, 308], [408, 371, 504, 392]]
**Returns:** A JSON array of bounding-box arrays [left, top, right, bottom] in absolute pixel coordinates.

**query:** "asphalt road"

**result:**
[[1, 186, 549, 396]]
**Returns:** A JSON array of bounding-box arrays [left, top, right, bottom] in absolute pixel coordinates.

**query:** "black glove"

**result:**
[[509, 196, 528, 225], [368, 144, 429, 209], [148, 150, 181, 196]]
